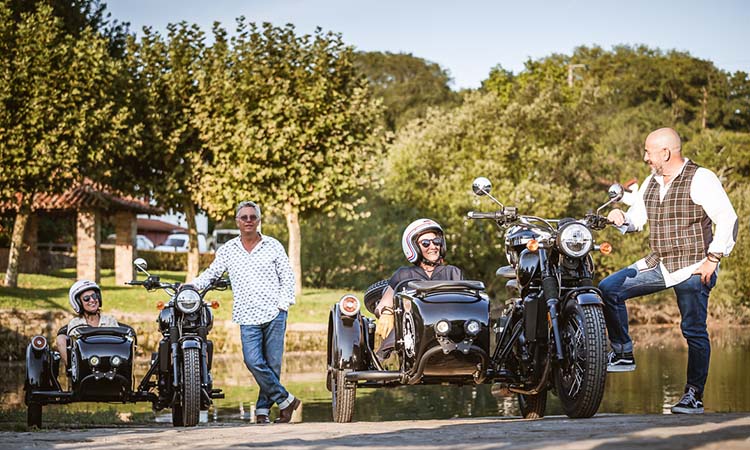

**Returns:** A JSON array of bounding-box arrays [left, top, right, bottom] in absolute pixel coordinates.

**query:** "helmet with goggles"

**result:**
[[401, 218, 447, 265], [68, 279, 102, 314]]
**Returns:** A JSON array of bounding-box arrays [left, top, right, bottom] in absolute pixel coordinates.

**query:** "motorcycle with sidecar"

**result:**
[[326, 178, 623, 422], [24, 258, 226, 428]]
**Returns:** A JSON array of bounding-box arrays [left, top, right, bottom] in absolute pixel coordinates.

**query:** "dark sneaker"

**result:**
[[607, 351, 636, 372], [671, 386, 704, 414]]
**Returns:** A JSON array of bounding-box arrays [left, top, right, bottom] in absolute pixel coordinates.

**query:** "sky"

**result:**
[[106, 0, 750, 90]]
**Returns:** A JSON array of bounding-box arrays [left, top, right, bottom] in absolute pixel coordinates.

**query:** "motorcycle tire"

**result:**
[[331, 369, 356, 423], [364, 280, 389, 315], [517, 391, 547, 419], [27, 403, 42, 428], [555, 302, 607, 418], [181, 347, 202, 427]]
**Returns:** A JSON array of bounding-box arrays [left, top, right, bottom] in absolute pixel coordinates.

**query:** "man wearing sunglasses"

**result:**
[[374, 218, 463, 357], [56, 279, 119, 369], [190, 201, 299, 424]]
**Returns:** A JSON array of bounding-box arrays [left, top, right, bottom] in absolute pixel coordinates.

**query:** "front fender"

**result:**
[[180, 338, 202, 350], [563, 288, 604, 307], [327, 304, 366, 371]]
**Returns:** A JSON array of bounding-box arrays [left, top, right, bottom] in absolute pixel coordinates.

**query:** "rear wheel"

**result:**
[[555, 302, 607, 418], [181, 347, 201, 426], [331, 369, 356, 423], [27, 403, 42, 428], [518, 391, 547, 419]]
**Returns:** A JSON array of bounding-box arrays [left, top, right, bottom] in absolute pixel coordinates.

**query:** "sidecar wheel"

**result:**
[[518, 391, 547, 419], [364, 280, 389, 315], [331, 369, 356, 423], [181, 347, 201, 427], [555, 303, 607, 418], [27, 403, 42, 428]]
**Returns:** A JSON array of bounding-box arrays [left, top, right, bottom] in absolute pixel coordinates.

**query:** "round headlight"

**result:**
[[31, 335, 47, 351], [176, 288, 202, 314], [339, 295, 361, 316], [435, 320, 451, 336], [465, 320, 481, 336], [557, 222, 593, 258], [110, 356, 122, 367], [89, 355, 100, 367]]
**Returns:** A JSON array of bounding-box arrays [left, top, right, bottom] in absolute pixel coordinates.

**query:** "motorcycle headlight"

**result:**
[[435, 320, 451, 336], [110, 356, 122, 367], [176, 288, 202, 314], [89, 355, 101, 367], [464, 320, 481, 336], [557, 222, 593, 258]]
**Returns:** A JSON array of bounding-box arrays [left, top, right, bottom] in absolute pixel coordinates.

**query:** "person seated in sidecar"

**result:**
[[56, 279, 119, 368], [374, 218, 463, 356]]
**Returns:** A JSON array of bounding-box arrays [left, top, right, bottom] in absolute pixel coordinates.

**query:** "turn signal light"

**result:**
[[599, 242, 613, 255], [339, 295, 361, 316], [526, 239, 539, 252], [211, 300, 220, 309], [156, 301, 165, 310], [31, 335, 47, 351]]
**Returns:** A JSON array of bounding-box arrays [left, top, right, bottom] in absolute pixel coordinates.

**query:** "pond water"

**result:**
[[2, 326, 748, 424]]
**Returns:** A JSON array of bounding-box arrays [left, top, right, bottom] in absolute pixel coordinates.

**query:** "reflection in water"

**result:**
[[2, 327, 748, 424]]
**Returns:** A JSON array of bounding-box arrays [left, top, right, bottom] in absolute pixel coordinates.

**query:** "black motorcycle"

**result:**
[[468, 176, 623, 418], [24, 258, 226, 427]]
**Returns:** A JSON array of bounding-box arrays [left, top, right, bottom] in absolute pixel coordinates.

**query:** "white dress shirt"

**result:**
[[191, 234, 296, 325], [620, 159, 738, 287]]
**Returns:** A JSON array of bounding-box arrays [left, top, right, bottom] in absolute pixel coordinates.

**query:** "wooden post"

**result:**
[[114, 211, 136, 285]]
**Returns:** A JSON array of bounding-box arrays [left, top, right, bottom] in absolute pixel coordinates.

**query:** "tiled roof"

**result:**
[[2, 180, 162, 214], [137, 218, 186, 233]]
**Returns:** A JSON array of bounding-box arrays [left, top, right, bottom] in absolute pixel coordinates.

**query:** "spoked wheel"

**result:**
[[27, 403, 42, 428], [555, 302, 607, 418], [518, 390, 547, 419], [331, 369, 356, 423]]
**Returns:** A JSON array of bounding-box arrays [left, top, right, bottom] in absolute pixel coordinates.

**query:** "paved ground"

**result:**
[[2, 413, 749, 450]]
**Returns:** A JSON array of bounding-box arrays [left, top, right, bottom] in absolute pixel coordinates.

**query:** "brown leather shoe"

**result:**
[[255, 414, 270, 424], [274, 398, 301, 423]]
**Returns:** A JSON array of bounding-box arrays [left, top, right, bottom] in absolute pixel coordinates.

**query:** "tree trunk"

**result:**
[[285, 204, 302, 296], [185, 202, 200, 281], [701, 85, 708, 130], [4, 204, 30, 288]]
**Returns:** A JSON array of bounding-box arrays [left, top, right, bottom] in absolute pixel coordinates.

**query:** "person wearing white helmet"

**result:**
[[374, 218, 463, 354], [56, 279, 119, 368]]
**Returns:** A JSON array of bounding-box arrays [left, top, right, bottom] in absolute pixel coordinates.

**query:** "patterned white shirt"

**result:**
[[191, 233, 296, 325]]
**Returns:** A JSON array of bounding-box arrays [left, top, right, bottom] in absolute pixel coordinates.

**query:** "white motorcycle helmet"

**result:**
[[68, 279, 102, 315], [401, 218, 447, 265]]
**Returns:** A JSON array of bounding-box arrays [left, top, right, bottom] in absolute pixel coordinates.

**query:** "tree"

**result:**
[[0, 1, 133, 286], [129, 23, 210, 280], [195, 22, 386, 294], [354, 51, 461, 131]]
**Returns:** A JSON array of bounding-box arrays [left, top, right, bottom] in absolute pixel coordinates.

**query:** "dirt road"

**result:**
[[2, 413, 749, 450]]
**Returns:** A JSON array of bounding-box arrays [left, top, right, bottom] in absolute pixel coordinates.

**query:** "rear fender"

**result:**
[[25, 340, 57, 394], [327, 304, 366, 371]]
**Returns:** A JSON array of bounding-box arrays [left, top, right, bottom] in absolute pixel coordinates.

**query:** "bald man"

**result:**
[[599, 127, 738, 414]]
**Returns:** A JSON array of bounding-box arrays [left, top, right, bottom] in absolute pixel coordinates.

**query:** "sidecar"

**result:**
[[327, 279, 490, 422], [24, 325, 151, 427]]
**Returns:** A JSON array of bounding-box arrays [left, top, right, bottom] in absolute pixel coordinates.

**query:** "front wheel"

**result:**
[[27, 403, 42, 428], [331, 369, 356, 423], [518, 391, 547, 419], [555, 303, 607, 418], [176, 347, 201, 427]]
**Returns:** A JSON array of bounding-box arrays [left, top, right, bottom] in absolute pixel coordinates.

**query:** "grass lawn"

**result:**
[[0, 269, 354, 324]]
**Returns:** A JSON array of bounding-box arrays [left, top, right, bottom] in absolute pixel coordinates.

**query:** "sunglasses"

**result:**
[[81, 293, 99, 303], [419, 238, 443, 249], [236, 214, 259, 223]]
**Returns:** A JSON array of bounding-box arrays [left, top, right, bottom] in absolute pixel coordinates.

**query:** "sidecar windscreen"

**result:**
[[407, 280, 485, 295]]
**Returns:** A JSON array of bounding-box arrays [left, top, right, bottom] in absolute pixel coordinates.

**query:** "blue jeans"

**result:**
[[240, 310, 294, 416], [599, 264, 717, 394]]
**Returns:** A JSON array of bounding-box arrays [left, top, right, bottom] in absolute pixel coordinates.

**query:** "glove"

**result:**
[[375, 308, 394, 343]]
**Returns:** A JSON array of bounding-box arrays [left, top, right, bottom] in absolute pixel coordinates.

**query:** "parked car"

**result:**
[[154, 233, 208, 253], [102, 234, 155, 250], [210, 229, 240, 251]]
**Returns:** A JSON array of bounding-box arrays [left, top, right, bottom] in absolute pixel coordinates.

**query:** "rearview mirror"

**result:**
[[133, 258, 148, 273], [472, 177, 492, 196], [608, 184, 624, 202]]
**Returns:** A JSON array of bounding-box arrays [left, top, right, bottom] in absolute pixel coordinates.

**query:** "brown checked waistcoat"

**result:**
[[643, 160, 713, 272]]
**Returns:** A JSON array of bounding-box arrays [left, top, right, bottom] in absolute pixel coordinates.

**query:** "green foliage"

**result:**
[[195, 22, 386, 221], [354, 51, 461, 131]]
